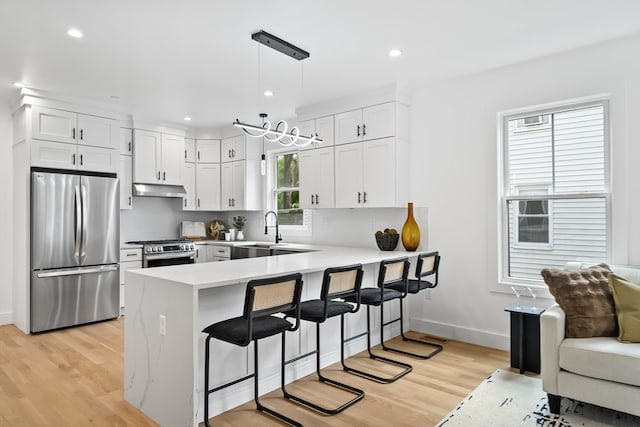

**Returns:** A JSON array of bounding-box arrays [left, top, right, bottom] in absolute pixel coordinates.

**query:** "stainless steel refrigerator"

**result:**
[[30, 170, 120, 332]]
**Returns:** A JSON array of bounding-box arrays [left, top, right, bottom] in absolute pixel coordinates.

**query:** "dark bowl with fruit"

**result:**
[[375, 228, 399, 251]]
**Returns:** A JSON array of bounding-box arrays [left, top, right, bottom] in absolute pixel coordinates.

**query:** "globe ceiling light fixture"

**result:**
[[233, 30, 321, 148]]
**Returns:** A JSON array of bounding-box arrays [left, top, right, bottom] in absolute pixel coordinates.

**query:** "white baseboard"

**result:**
[[0, 311, 12, 326], [410, 317, 510, 351]]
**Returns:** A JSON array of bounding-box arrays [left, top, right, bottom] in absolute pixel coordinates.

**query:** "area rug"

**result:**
[[436, 369, 640, 426]]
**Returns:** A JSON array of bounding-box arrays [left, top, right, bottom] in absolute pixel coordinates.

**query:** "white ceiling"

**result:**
[[2, 0, 640, 130]]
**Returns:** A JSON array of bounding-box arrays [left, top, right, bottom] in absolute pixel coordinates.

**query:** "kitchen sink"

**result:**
[[230, 243, 313, 259]]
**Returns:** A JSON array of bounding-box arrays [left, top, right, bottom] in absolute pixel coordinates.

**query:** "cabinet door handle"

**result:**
[[128, 141, 132, 152], [197, 151, 200, 161], [311, 194, 314, 205], [80, 129, 84, 140], [315, 194, 319, 204], [197, 198, 200, 208], [184, 198, 187, 207], [232, 148, 235, 158], [228, 149, 232, 158], [157, 171, 161, 180], [228, 198, 232, 207], [358, 192, 361, 203], [363, 191, 367, 204], [80, 154, 83, 166], [184, 149, 187, 159], [162, 172, 166, 181], [72, 128, 76, 139], [362, 123, 366, 136], [128, 196, 132, 206], [72, 153, 76, 165], [357, 125, 360, 137]]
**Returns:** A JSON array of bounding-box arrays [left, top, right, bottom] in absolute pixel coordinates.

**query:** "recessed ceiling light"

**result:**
[[183, 116, 192, 121], [389, 49, 402, 58], [67, 28, 83, 38], [264, 90, 273, 97], [12, 81, 27, 88]]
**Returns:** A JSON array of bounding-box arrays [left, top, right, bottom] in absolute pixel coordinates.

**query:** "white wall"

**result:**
[[0, 101, 13, 324], [407, 34, 640, 350]]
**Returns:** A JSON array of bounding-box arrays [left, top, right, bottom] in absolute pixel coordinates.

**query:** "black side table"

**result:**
[[505, 304, 545, 374]]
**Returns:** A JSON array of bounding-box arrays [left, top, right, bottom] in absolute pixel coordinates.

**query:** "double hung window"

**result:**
[[501, 101, 609, 283]]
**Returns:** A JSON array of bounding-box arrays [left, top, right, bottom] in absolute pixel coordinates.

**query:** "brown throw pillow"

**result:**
[[540, 264, 618, 338]]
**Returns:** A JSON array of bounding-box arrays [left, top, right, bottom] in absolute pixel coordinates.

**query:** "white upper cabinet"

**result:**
[[160, 134, 184, 185], [221, 135, 245, 162], [120, 128, 133, 155], [196, 139, 221, 163], [334, 137, 407, 208], [120, 155, 133, 210], [184, 138, 196, 163], [220, 160, 261, 211], [299, 115, 335, 151], [196, 163, 221, 210], [133, 129, 184, 185], [335, 102, 395, 145], [300, 147, 335, 209], [31, 106, 117, 149], [30, 106, 118, 172], [181, 162, 196, 210], [133, 129, 161, 183]]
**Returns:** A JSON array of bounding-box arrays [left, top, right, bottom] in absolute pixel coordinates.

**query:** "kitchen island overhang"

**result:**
[[124, 245, 421, 427]]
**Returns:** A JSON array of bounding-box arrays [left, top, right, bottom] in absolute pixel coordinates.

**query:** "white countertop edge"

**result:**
[[126, 245, 421, 289]]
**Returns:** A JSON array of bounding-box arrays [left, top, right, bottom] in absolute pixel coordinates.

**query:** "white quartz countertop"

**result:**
[[127, 245, 418, 290]]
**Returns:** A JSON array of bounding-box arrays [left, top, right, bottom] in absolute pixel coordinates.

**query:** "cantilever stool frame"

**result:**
[[282, 264, 366, 415], [201, 273, 304, 427], [383, 251, 443, 359], [342, 257, 413, 383]]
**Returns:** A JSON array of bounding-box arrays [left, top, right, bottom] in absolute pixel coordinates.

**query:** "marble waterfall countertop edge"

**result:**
[[126, 245, 417, 289]]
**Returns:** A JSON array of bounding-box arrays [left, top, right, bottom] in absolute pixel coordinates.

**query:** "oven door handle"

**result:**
[[145, 251, 197, 261]]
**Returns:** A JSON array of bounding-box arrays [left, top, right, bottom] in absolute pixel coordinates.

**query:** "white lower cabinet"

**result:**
[[119, 247, 142, 313], [195, 244, 230, 263], [334, 137, 407, 208], [300, 147, 335, 208]]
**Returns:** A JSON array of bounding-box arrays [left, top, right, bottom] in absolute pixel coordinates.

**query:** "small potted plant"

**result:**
[[232, 215, 247, 240]]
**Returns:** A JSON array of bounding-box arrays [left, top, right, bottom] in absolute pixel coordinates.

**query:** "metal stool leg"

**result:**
[[282, 322, 365, 414], [380, 298, 443, 359], [340, 306, 412, 383]]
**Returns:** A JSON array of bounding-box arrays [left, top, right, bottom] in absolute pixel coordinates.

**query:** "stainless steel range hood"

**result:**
[[133, 183, 187, 198]]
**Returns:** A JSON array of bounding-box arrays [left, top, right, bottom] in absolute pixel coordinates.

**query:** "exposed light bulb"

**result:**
[[67, 28, 83, 38]]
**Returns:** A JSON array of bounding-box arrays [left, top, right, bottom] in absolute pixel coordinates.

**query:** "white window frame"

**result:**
[[498, 97, 611, 288], [268, 148, 312, 236]]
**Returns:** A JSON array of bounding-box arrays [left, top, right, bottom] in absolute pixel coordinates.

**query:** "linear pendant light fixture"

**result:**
[[233, 30, 321, 148]]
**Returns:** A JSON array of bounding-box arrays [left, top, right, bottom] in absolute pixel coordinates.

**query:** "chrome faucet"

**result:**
[[264, 210, 282, 244]]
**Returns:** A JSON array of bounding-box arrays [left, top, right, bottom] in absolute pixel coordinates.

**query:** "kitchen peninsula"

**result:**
[[124, 244, 419, 427]]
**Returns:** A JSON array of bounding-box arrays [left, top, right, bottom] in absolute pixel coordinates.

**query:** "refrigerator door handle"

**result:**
[[36, 265, 119, 278], [74, 185, 82, 263], [80, 184, 88, 263]]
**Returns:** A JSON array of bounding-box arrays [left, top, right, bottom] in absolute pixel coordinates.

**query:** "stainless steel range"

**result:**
[[128, 240, 197, 268]]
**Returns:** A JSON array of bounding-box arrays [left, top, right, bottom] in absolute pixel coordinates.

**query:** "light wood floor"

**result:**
[[0, 318, 510, 426]]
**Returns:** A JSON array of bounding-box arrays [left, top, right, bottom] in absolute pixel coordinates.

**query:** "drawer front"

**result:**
[[211, 246, 231, 258], [120, 248, 142, 262]]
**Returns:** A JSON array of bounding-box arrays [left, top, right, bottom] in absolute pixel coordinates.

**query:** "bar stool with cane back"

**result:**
[[201, 273, 304, 427], [282, 264, 366, 415], [384, 251, 443, 359], [342, 257, 413, 383]]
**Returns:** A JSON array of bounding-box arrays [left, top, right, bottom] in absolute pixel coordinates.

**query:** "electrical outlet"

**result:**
[[159, 315, 167, 336], [423, 289, 432, 300]]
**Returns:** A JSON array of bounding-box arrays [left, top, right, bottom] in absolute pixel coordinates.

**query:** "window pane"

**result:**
[[519, 200, 547, 215], [518, 217, 549, 243], [553, 106, 605, 193], [277, 153, 299, 188], [507, 118, 553, 194], [276, 190, 302, 225], [507, 198, 607, 280]]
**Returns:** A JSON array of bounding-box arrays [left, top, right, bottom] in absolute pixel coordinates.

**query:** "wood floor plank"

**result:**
[[0, 321, 511, 426]]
